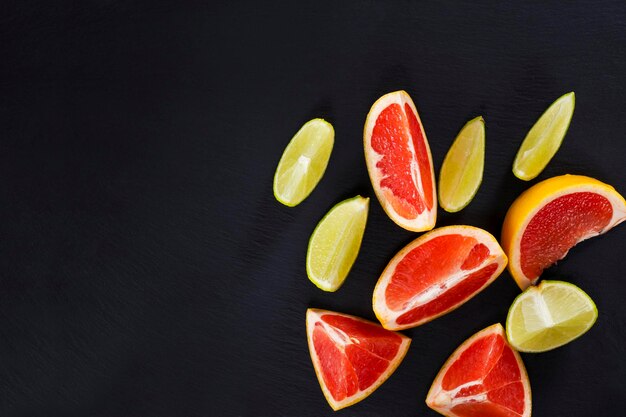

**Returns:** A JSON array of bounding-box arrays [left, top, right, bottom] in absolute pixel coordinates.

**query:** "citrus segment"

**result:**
[[426, 323, 531, 417], [306, 196, 369, 292], [373, 226, 507, 330], [306, 309, 411, 410], [501, 174, 626, 289], [513, 92, 575, 181], [506, 280, 598, 352], [273, 118, 334, 206], [439, 116, 485, 212], [364, 90, 437, 231]]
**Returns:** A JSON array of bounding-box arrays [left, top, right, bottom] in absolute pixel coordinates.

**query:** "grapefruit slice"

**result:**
[[306, 308, 411, 410], [364, 90, 437, 231], [501, 174, 626, 290], [373, 226, 507, 330], [426, 323, 531, 417]]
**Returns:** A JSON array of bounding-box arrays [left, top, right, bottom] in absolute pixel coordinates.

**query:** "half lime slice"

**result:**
[[513, 92, 575, 181], [306, 196, 369, 292], [273, 119, 334, 206], [438, 116, 485, 212], [506, 280, 598, 352]]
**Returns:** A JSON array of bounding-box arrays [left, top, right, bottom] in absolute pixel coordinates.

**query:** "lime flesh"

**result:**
[[306, 196, 369, 292], [273, 119, 334, 206], [438, 116, 485, 212], [506, 280, 597, 352], [513, 92, 575, 181]]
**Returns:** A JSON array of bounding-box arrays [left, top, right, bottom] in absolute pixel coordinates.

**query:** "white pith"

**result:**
[[429, 380, 487, 412], [373, 226, 507, 330], [306, 309, 411, 411], [364, 91, 437, 231]]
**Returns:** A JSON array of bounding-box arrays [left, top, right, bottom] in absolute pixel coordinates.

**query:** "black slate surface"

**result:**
[[1, 1, 625, 416]]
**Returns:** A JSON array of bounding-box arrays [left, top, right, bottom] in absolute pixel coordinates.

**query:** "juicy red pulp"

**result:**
[[520, 192, 613, 281], [439, 333, 527, 417], [370, 102, 434, 219], [384, 234, 497, 326], [311, 314, 403, 402]]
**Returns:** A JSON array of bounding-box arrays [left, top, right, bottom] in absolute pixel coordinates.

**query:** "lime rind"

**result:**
[[513, 92, 575, 181], [273, 118, 334, 207], [438, 116, 485, 213], [306, 196, 369, 292], [506, 280, 598, 352]]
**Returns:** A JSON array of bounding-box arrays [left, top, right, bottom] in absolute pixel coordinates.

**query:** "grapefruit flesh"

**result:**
[[502, 174, 626, 289], [373, 226, 507, 330], [364, 91, 437, 231], [426, 324, 531, 417], [520, 192, 612, 279], [306, 308, 410, 410]]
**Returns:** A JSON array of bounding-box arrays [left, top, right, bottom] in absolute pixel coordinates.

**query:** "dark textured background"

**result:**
[[1, 1, 625, 416]]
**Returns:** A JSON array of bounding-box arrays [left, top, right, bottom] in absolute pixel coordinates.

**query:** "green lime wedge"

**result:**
[[506, 280, 598, 352], [513, 92, 575, 181], [273, 119, 334, 206], [438, 116, 485, 213], [306, 196, 369, 292]]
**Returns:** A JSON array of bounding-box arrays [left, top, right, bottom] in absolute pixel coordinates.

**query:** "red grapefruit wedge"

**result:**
[[364, 90, 437, 231], [426, 323, 531, 417], [373, 226, 507, 330], [502, 174, 626, 289], [306, 308, 411, 410]]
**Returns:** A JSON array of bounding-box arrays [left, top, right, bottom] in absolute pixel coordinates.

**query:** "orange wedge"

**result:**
[[502, 174, 626, 290]]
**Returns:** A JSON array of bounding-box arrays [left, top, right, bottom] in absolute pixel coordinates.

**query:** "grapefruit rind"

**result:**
[[273, 118, 334, 207], [501, 174, 626, 290], [306, 196, 370, 292], [363, 90, 437, 232], [505, 280, 598, 352], [305, 308, 411, 411], [372, 226, 508, 330], [426, 323, 532, 417]]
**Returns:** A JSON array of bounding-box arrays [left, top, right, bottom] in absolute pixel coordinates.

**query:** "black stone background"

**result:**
[[0, 1, 625, 416]]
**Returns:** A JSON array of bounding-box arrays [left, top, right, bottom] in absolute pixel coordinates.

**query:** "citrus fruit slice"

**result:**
[[512, 92, 575, 181], [306, 196, 369, 292], [426, 323, 531, 417], [373, 226, 507, 330], [273, 118, 334, 206], [306, 308, 411, 410], [363, 90, 437, 231], [501, 174, 626, 290], [439, 116, 485, 212], [506, 280, 598, 352]]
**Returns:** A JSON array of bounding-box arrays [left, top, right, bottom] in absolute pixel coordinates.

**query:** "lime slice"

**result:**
[[506, 280, 598, 352], [306, 196, 369, 292], [438, 116, 485, 212], [273, 119, 334, 206], [513, 92, 575, 181]]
